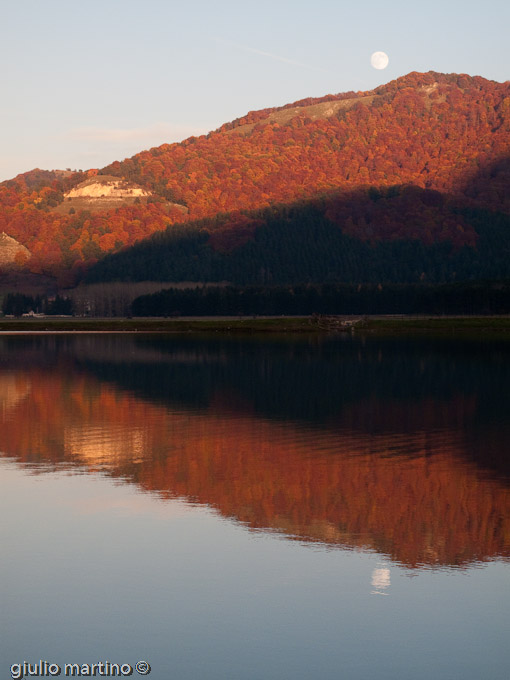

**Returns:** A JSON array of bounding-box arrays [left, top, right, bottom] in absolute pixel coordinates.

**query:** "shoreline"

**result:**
[[2, 315, 510, 336]]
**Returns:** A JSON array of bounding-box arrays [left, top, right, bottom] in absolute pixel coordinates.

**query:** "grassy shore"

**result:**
[[1, 315, 510, 335], [362, 316, 510, 336], [0, 316, 316, 333]]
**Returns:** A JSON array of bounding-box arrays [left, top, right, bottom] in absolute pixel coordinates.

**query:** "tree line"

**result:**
[[131, 281, 510, 317], [1, 293, 73, 316], [5, 280, 510, 318]]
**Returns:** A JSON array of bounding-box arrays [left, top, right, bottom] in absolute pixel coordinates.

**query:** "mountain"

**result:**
[[104, 71, 510, 216], [0, 71, 509, 286]]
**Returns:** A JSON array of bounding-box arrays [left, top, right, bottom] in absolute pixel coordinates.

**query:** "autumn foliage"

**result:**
[[0, 71, 509, 281]]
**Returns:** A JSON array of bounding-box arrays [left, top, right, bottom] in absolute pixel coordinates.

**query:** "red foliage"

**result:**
[[208, 213, 264, 253], [0, 71, 509, 278]]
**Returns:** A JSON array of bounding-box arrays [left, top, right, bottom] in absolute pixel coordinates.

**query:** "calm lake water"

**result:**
[[1, 332, 509, 679]]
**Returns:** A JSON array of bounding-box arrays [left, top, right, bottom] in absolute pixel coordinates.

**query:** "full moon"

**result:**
[[370, 51, 389, 70]]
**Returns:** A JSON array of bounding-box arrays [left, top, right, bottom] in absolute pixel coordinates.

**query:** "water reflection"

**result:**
[[0, 334, 509, 570], [371, 565, 391, 595]]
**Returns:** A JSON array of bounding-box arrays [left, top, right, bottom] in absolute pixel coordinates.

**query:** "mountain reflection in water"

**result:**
[[1, 334, 509, 570]]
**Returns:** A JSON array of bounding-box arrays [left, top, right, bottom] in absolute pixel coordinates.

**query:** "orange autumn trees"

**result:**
[[101, 71, 510, 223], [0, 71, 509, 281]]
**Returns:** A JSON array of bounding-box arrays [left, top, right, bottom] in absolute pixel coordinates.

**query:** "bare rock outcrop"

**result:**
[[0, 232, 31, 266]]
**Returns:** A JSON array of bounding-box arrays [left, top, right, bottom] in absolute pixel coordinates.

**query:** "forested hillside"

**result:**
[[0, 71, 508, 285], [104, 71, 510, 217], [86, 187, 510, 286]]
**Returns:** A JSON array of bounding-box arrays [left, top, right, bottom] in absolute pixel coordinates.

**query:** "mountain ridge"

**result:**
[[0, 71, 508, 287]]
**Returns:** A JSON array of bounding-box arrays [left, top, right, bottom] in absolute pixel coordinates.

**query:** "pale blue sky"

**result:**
[[1, 0, 508, 181]]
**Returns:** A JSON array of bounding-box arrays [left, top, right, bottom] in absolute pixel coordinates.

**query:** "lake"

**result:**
[[1, 332, 509, 679]]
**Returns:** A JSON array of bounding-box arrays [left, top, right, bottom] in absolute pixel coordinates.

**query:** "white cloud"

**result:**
[[0, 123, 213, 180]]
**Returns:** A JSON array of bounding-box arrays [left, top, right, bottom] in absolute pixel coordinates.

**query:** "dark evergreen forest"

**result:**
[[130, 281, 510, 317], [85, 191, 510, 288]]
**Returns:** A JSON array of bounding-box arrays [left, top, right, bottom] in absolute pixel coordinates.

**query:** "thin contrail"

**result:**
[[214, 37, 370, 88], [214, 37, 332, 74]]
